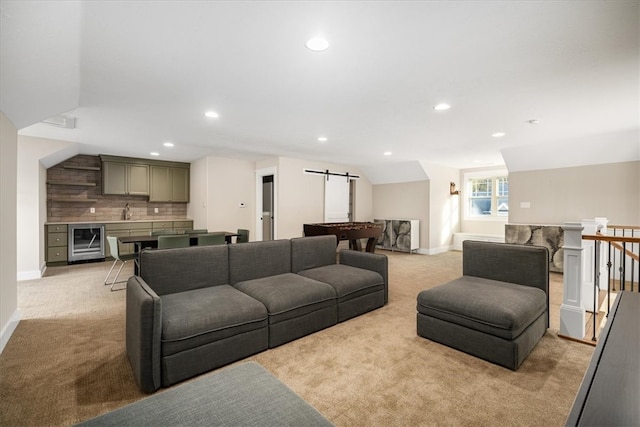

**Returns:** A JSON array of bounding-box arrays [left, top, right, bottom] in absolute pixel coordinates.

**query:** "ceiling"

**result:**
[[1, 1, 639, 173]]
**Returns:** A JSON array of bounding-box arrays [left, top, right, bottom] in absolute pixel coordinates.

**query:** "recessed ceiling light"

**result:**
[[163, 142, 174, 147], [150, 152, 159, 156], [306, 38, 329, 52], [317, 137, 328, 143], [491, 132, 506, 138], [434, 103, 451, 111], [528, 119, 540, 125], [204, 111, 219, 119], [383, 151, 393, 156]]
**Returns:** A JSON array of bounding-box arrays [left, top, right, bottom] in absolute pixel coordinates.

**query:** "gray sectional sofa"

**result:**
[[417, 240, 549, 370], [126, 235, 388, 392]]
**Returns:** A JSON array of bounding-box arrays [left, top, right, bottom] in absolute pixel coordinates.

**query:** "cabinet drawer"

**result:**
[[47, 247, 68, 262], [47, 224, 68, 233], [152, 221, 173, 230], [48, 232, 67, 247], [106, 222, 152, 231], [172, 220, 193, 229], [105, 223, 132, 231], [128, 222, 152, 231]]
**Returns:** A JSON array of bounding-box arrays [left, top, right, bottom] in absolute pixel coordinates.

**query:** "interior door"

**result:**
[[262, 175, 274, 240]]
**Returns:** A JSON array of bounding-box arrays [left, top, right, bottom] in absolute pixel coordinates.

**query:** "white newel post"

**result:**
[[580, 218, 609, 312], [560, 222, 586, 339]]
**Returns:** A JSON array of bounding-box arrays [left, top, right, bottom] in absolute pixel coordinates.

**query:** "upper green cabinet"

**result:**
[[102, 161, 149, 196], [150, 165, 190, 202], [100, 155, 189, 201]]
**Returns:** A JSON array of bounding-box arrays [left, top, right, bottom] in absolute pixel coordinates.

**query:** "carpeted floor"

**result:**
[[0, 250, 594, 426]]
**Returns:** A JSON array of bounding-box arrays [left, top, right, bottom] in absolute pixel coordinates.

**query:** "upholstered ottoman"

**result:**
[[77, 362, 333, 426], [417, 241, 549, 370]]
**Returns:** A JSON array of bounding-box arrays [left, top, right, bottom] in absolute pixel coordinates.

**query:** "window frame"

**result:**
[[463, 169, 509, 221]]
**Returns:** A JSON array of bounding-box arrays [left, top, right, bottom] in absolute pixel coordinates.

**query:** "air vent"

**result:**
[[41, 115, 76, 129]]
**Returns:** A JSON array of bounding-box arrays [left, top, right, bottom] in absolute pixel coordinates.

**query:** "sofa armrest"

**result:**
[[339, 250, 389, 304], [126, 275, 162, 393]]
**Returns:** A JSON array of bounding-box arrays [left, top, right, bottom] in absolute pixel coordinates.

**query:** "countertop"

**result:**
[[46, 219, 193, 225]]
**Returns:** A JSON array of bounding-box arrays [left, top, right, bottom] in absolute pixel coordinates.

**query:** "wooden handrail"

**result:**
[[582, 234, 640, 244], [610, 241, 640, 263], [582, 232, 640, 263], [607, 225, 640, 231]]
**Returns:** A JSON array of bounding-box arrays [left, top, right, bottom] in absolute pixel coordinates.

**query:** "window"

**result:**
[[465, 172, 509, 218]]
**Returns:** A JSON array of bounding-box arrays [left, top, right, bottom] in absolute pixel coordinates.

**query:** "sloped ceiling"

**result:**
[[1, 1, 638, 180], [0, 1, 81, 129]]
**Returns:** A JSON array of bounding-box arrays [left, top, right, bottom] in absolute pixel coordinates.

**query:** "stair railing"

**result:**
[[582, 225, 639, 341]]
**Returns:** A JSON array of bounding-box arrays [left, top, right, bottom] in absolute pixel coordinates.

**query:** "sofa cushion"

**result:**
[[234, 273, 336, 325], [229, 240, 291, 284], [140, 245, 229, 296], [297, 264, 384, 302], [290, 235, 337, 273], [161, 285, 268, 356], [417, 276, 547, 340]]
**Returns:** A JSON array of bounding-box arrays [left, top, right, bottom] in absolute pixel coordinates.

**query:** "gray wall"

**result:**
[[509, 161, 640, 225], [372, 180, 430, 251]]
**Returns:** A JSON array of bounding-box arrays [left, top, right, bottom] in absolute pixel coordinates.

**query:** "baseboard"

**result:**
[[0, 309, 21, 355], [17, 269, 42, 281], [417, 246, 451, 255]]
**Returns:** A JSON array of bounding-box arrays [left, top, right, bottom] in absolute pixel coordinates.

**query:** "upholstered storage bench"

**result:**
[[77, 362, 333, 426], [417, 240, 549, 370]]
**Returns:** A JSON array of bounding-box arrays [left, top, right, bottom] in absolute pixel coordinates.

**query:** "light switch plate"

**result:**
[[90, 207, 95, 213], [154, 207, 159, 213]]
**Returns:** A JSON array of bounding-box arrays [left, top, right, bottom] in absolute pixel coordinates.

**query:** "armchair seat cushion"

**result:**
[[417, 276, 547, 340], [161, 285, 268, 356], [234, 273, 336, 325], [298, 264, 384, 302]]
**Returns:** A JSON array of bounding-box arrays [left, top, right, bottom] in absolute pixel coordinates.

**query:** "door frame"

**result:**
[[255, 166, 277, 241]]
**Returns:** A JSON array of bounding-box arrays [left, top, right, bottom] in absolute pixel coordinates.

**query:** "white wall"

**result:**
[[276, 157, 373, 239], [203, 156, 256, 237], [16, 136, 76, 279], [422, 162, 461, 253], [1, 112, 19, 354], [187, 157, 208, 229], [509, 161, 640, 225]]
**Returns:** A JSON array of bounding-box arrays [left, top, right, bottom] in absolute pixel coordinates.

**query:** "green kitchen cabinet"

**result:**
[[149, 165, 190, 202], [46, 224, 68, 264], [105, 222, 152, 256], [102, 161, 149, 196]]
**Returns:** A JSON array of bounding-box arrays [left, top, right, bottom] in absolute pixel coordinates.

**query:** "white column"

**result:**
[[560, 222, 586, 339]]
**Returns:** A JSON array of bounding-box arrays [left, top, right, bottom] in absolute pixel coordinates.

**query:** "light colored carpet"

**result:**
[[0, 250, 593, 426]]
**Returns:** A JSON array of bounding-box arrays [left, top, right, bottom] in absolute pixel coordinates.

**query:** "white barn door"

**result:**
[[324, 175, 350, 223]]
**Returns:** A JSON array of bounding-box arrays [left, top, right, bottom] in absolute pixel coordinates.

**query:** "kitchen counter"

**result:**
[[46, 219, 193, 225]]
